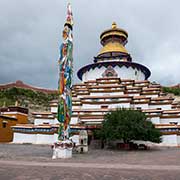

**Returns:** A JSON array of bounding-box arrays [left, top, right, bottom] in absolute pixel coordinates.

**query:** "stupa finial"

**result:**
[[112, 22, 117, 29]]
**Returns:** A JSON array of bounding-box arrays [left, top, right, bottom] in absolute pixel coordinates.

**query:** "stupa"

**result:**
[[78, 22, 150, 82], [12, 23, 180, 147]]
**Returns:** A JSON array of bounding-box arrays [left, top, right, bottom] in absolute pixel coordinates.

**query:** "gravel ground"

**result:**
[[1, 143, 180, 165], [0, 143, 180, 180]]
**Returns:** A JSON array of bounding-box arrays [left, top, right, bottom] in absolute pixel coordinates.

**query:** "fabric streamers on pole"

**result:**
[[57, 3, 73, 141]]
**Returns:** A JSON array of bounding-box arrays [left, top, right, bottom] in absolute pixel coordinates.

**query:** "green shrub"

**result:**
[[0, 87, 58, 107], [163, 87, 180, 96]]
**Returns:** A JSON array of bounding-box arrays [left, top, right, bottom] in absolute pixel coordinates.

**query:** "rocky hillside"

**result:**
[[0, 87, 58, 123], [162, 87, 180, 106]]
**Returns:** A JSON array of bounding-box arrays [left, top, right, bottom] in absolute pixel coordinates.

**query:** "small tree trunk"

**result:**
[[101, 139, 104, 149]]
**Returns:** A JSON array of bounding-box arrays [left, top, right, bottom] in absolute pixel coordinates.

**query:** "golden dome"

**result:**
[[98, 42, 128, 55], [100, 22, 128, 43], [98, 22, 128, 57]]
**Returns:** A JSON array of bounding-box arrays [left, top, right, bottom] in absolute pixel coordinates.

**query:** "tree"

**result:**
[[97, 108, 161, 144]]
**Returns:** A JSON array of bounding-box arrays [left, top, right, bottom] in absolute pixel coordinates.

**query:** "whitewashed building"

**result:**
[[12, 23, 180, 146]]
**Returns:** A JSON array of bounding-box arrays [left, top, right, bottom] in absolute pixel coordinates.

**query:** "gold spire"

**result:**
[[112, 22, 117, 29]]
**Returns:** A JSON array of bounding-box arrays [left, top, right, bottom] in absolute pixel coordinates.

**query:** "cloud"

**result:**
[[0, 0, 179, 88]]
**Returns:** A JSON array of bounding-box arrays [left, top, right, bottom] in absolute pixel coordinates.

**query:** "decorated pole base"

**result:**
[[52, 140, 73, 159]]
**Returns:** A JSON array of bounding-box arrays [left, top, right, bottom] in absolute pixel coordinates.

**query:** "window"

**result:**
[[107, 72, 114, 77], [81, 139, 83, 145], [2, 122, 7, 128], [170, 122, 178, 125], [92, 98, 99, 102], [101, 105, 108, 109], [43, 122, 49, 125]]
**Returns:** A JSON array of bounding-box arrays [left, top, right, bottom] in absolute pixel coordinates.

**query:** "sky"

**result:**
[[0, 0, 180, 89]]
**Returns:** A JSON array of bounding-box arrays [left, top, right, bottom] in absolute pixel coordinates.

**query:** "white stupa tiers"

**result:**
[[12, 23, 180, 147]]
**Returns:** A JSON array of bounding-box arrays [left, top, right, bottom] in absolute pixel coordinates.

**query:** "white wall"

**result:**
[[160, 118, 180, 125], [90, 91, 124, 96], [177, 135, 180, 145], [54, 118, 59, 124], [150, 117, 160, 124], [51, 107, 57, 113], [114, 66, 145, 81], [70, 117, 78, 124], [13, 132, 36, 144], [34, 118, 55, 125], [53, 134, 58, 142], [127, 93, 140, 97], [36, 134, 54, 144], [70, 135, 80, 145], [72, 106, 82, 110], [82, 65, 146, 82], [82, 102, 130, 109], [149, 104, 172, 110], [109, 103, 130, 109], [13, 132, 58, 144], [82, 104, 101, 109], [82, 66, 106, 81], [160, 135, 177, 146], [132, 103, 149, 109]]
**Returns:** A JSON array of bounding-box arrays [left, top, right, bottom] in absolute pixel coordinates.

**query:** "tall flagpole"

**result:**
[[57, 3, 73, 141]]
